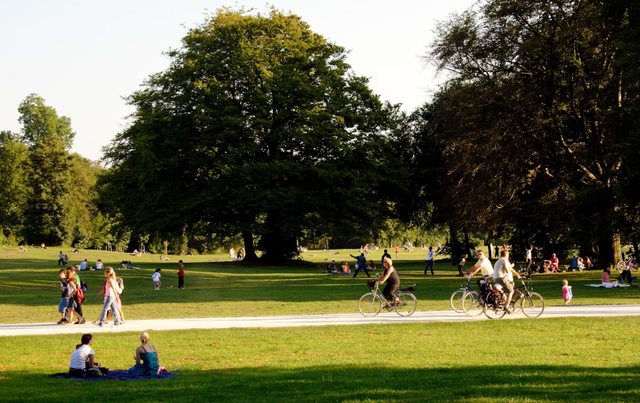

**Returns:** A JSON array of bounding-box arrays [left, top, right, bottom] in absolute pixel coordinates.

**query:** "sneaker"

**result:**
[[94, 322, 103, 327]]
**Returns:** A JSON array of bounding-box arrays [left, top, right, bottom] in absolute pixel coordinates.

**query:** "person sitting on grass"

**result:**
[[128, 332, 161, 376], [341, 262, 351, 274], [69, 334, 102, 378], [549, 253, 560, 272], [368, 260, 377, 271], [96, 259, 103, 270], [601, 267, 619, 288]]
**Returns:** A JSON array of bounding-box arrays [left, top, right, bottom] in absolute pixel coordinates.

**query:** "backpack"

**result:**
[[75, 282, 86, 303], [80, 281, 88, 293]]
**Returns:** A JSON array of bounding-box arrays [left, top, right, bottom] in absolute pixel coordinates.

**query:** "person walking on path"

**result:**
[[424, 247, 435, 275], [177, 260, 185, 289], [95, 267, 121, 327], [350, 253, 370, 278]]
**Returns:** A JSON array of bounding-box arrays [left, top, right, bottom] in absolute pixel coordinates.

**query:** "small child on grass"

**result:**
[[152, 268, 161, 291], [562, 279, 572, 305], [177, 260, 185, 289]]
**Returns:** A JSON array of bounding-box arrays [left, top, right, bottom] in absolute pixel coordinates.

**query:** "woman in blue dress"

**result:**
[[128, 332, 160, 376]]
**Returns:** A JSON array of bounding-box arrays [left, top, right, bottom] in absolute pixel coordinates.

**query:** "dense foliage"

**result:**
[[100, 8, 409, 260], [419, 0, 640, 263]]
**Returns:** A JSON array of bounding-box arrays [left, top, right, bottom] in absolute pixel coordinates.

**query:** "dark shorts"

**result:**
[[66, 298, 77, 310], [495, 277, 514, 294]]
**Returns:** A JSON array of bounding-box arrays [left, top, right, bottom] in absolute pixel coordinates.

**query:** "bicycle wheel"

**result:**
[[616, 260, 625, 273], [395, 292, 417, 317], [358, 292, 382, 317], [449, 289, 466, 313], [521, 292, 545, 318], [483, 302, 507, 319], [462, 291, 484, 316]]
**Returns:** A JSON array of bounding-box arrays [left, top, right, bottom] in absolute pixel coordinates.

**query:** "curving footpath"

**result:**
[[1, 304, 639, 337]]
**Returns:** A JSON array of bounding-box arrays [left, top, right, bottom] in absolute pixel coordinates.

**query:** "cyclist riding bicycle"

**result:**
[[379, 257, 400, 306], [465, 250, 494, 295], [493, 249, 522, 312]]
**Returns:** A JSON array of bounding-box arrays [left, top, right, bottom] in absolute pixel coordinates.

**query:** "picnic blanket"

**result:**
[[47, 370, 178, 382], [585, 283, 632, 288]]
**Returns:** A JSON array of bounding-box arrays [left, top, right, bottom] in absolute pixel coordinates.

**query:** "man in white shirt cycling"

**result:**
[[493, 249, 521, 313], [465, 250, 493, 289]]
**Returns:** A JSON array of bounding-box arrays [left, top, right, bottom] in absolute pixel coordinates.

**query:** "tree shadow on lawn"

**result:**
[[3, 364, 639, 402]]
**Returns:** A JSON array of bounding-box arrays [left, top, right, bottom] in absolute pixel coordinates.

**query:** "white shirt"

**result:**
[[427, 251, 434, 261], [96, 262, 103, 270], [152, 272, 161, 282], [475, 257, 494, 276], [69, 345, 94, 369], [525, 249, 532, 260], [493, 257, 511, 280]]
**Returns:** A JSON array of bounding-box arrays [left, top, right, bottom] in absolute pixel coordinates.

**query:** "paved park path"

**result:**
[[2, 304, 639, 337]]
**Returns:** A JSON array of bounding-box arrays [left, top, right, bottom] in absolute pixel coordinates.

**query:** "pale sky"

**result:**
[[0, 0, 477, 161]]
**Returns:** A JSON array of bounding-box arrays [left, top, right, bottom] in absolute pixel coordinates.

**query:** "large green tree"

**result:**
[[101, 8, 407, 260], [18, 94, 75, 150], [426, 0, 639, 265]]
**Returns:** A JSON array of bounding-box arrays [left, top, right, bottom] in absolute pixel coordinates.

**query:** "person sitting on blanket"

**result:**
[[69, 334, 102, 377], [128, 332, 160, 376], [601, 267, 619, 288]]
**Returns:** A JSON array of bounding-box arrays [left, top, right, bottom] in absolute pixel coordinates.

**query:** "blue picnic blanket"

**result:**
[[47, 370, 178, 381]]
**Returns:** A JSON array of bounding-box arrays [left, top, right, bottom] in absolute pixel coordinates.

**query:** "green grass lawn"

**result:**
[[0, 246, 637, 324], [0, 317, 638, 402], [1, 248, 639, 402]]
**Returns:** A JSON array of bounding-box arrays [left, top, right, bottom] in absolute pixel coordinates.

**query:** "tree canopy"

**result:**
[[422, 0, 640, 263], [101, 7, 408, 260]]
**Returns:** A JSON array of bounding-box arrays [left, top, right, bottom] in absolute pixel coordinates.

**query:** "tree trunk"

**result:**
[[464, 230, 472, 259], [613, 231, 622, 268], [632, 236, 639, 256], [242, 230, 258, 261]]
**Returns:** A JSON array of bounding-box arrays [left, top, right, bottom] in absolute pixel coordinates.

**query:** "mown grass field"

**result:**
[[0, 247, 639, 402], [0, 246, 637, 324], [0, 317, 639, 402]]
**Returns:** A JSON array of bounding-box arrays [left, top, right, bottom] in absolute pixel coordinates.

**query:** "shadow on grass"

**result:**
[[2, 364, 639, 402]]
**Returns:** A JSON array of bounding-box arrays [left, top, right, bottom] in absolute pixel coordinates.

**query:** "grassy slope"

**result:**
[[0, 247, 637, 324], [0, 317, 638, 402]]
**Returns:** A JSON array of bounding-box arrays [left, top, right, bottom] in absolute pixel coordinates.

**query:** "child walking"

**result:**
[[562, 279, 573, 305], [177, 260, 185, 289], [152, 269, 161, 290]]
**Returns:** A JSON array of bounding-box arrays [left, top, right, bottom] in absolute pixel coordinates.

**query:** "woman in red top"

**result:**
[[177, 260, 185, 289]]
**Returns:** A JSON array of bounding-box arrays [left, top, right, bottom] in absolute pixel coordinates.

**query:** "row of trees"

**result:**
[[2, 2, 638, 264], [0, 95, 110, 248]]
